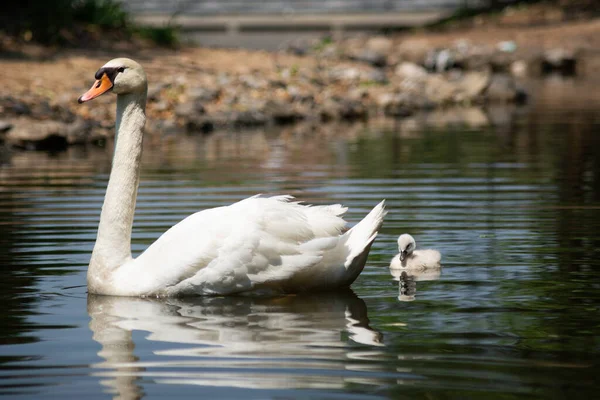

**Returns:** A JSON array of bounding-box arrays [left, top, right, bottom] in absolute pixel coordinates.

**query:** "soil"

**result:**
[[1, 3, 598, 150], [403, 13, 600, 52], [2, 15, 598, 100]]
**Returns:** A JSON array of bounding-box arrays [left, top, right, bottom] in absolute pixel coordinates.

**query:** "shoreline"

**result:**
[[1, 15, 599, 150]]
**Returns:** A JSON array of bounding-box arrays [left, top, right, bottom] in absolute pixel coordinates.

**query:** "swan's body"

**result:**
[[390, 233, 441, 270], [79, 58, 386, 297]]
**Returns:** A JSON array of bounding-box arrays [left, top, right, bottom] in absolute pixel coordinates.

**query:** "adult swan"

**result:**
[[79, 58, 386, 297]]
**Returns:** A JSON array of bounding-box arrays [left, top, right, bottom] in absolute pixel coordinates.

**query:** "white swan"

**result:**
[[390, 233, 441, 270], [78, 58, 386, 297]]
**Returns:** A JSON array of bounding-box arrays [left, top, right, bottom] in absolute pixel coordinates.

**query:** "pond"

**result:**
[[1, 78, 599, 398]]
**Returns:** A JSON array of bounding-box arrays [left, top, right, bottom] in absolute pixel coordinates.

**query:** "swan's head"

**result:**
[[78, 58, 147, 103], [398, 234, 416, 261]]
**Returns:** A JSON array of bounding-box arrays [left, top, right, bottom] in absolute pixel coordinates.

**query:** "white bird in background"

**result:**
[[390, 234, 441, 270], [78, 58, 386, 297]]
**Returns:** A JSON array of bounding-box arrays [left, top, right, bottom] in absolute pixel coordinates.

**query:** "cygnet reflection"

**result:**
[[390, 266, 442, 302]]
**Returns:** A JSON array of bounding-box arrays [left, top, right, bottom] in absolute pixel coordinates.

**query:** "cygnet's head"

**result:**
[[398, 233, 416, 261], [79, 58, 147, 103]]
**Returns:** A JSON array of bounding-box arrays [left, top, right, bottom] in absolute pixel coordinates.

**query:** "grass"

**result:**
[[135, 25, 179, 47], [1, 0, 178, 47]]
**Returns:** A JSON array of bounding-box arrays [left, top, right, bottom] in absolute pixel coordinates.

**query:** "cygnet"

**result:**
[[390, 234, 441, 270]]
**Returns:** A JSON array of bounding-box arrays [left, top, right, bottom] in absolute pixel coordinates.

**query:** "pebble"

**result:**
[[3, 34, 534, 150]]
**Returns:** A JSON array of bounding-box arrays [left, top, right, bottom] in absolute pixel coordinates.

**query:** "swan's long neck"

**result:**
[[89, 91, 147, 277]]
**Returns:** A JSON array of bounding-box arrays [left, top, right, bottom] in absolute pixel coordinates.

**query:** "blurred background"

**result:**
[[1, 1, 600, 399], [1, 0, 599, 149]]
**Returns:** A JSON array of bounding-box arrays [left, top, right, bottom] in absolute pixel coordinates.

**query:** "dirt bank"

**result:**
[[1, 8, 598, 150]]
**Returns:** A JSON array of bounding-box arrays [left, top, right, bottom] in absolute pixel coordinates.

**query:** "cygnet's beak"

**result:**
[[78, 73, 113, 103], [400, 250, 407, 261]]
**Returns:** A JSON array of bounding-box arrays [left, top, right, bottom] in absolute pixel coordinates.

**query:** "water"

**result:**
[[1, 79, 600, 398]]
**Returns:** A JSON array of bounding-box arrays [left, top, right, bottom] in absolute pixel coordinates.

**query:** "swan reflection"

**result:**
[[87, 290, 382, 397], [390, 267, 442, 302]]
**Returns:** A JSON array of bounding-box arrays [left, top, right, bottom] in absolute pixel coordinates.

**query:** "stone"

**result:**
[[425, 49, 454, 72], [174, 101, 205, 118], [462, 45, 496, 71], [64, 118, 91, 144], [233, 110, 268, 127], [542, 48, 576, 75], [318, 98, 367, 121], [187, 86, 220, 102], [88, 127, 112, 146], [10, 99, 31, 116], [395, 62, 428, 81], [424, 75, 459, 104], [264, 100, 304, 125], [497, 40, 517, 53], [351, 49, 387, 67], [455, 70, 491, 100], [330, 67, 361, 82], [510, 60, 528, 78], [394, 62, 429, 90], [147, 83, 169, 102], [366, 36, 393, 54], [4, 116, 96, 149], [319, 99, 341, 122], [286, 85, 314, 103], [0, 121, 13, 133], [485, 74, 518, 102], [6, 118, 68, 150], [377, 93, 414, 117], [397, 39, 431, 64], [366, 68, 388, 84], [338, 99, 368, 121], [31, 100, 55, 120], [185, 116, 214, 134], [544, 48, 575, 68], [145, 119, 183, 137], [51, 103, 77, 123], [240, 75, 268, 89], [153, 100, 169, 112], [158, 120, 182, 136], [578, 49, 600, 77]]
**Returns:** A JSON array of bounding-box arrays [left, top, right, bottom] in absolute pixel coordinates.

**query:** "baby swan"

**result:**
[[390, 234, 441, 270]]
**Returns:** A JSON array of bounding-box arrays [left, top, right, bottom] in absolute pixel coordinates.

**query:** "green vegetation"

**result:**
[[1, 0, 178, 47], [135, 25, 179, 47], [311, 36, 333, 52]]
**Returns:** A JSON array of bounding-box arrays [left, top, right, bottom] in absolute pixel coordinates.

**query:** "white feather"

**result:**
[[105, 196, 386, 296], [82, 58, 387, 297], [390, 233, 441, 270]]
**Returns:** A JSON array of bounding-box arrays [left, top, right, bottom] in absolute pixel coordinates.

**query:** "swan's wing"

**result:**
[[421, 249, 442, 265], [113, 195, 350, 296], [403, 249, 442, 270]]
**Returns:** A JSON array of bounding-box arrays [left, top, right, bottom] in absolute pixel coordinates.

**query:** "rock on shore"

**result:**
[[1, 40, 529, 150]]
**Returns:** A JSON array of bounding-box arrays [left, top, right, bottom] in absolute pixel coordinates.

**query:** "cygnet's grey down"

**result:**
[[390, 234, 441, 270]]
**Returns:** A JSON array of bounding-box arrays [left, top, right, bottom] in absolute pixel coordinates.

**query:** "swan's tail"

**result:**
[[340, 200, 387, 285]]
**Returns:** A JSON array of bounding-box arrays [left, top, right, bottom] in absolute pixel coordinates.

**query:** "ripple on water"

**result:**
[[1, 107, 600, 398]]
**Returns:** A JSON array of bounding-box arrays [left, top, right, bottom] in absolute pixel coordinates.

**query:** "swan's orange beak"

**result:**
[[78, 73, 113, 103]]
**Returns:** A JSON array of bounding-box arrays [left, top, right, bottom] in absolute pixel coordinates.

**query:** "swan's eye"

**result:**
[[117, 67, 125, 73]]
